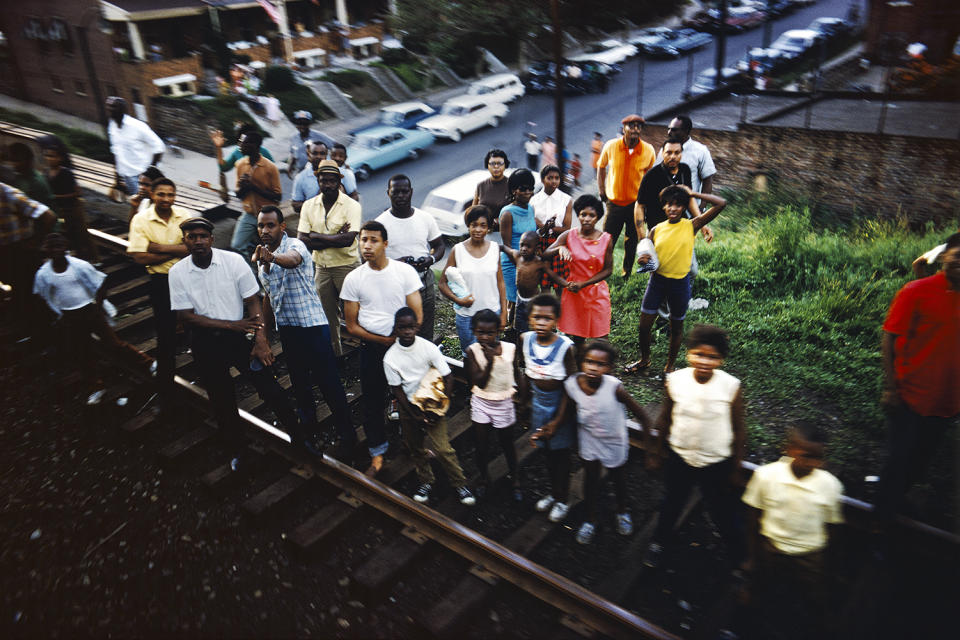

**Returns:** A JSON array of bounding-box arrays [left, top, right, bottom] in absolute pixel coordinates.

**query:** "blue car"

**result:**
[[348, 101, 437, 137], [643, 28, 714, 58], [346, 125, 435, 181]]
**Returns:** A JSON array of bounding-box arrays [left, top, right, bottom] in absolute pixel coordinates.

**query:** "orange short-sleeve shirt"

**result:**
[[597, 137, 655, 206]]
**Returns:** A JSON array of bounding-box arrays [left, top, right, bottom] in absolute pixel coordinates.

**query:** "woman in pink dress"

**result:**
[[543, 194, 613, 354]]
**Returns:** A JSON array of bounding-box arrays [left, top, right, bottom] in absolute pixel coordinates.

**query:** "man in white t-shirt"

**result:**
[[375, 174, 445, 340], [340, 220, 423, 475], [168, 217, 298, 464], [106, 97, 164, 197]]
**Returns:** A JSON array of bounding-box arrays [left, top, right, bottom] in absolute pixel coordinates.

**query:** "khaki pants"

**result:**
[[314, 262, 359, 357], [399, 404, 466, 488]]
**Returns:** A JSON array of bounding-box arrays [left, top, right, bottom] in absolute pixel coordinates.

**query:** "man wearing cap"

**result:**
[[233, 130, 281, 259], [597, 114, 656, 279], [128, 177, 191, 417], [290, 140, 328, 214], [287, 111, 336, 179], [168, 217, 298, 459], [298, 160, 362, 357], [105, 97, 165, 198]]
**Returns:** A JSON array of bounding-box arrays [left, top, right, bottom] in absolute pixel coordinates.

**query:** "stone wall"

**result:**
[[149, 97, 215, 155], [119, 55, 205, 125], [644, 124, 960, 225]]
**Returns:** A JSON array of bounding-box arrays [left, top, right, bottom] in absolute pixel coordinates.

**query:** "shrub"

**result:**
[[271, 85, 334, 121], [381, 47, 414, 66], [263, 65, 297, 92], [323, 69, 369, 90]]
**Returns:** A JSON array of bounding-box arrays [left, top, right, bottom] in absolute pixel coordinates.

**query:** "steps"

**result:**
[[365, 65, 414, 102], [304, 80, 363, 119]]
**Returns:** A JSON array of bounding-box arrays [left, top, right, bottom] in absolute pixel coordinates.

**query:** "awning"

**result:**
[[152, 73, 197, 87], [295, 47, 326, 58], [349, 36, 379, 47]]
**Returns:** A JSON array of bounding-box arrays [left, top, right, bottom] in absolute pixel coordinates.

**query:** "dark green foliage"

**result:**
[[188, 96, 269, 139], [270, 85, 334, 120], [322, 69, 369, 90], [0, 107, 110, 161], [263, 65, 297, 92]]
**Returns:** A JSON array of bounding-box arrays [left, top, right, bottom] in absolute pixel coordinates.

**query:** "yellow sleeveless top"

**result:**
[[653, 218, 694, 279]]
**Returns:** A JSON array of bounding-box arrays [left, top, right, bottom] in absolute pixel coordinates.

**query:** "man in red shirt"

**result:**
[[876, 232, 960, 525]]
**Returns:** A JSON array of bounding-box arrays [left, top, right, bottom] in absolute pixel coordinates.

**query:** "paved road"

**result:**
[[347, 0, 854, 219]]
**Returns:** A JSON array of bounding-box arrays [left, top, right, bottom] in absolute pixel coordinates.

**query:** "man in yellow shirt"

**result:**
[[297, 160, 361, 356], [596, 114, 655, 279], [127, 177, 192, 415]]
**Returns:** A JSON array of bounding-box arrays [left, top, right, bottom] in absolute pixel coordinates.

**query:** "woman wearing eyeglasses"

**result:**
[[472, 149, 512, 233]]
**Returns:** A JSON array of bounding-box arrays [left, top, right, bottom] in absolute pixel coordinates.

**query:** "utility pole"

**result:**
[[275, 0, 294, 64], [762, 0, 773, 49], [714, 0, 728, 89], [550, 0, 565, 177]]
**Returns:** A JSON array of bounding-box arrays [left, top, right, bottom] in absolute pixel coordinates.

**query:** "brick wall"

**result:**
[[643, 124, 960, 225], [119, 55, 205, 125]]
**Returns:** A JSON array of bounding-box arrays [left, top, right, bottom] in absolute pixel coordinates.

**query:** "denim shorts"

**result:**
[[532, 385, 575, 450], [641, 272, 692, 321]]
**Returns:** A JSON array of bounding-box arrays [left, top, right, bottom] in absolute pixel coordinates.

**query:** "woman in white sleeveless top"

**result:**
[[439, 205, 507, 355]]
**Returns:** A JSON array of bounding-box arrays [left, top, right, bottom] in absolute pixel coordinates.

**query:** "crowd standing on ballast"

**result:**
[[2, 98, 958, 640]]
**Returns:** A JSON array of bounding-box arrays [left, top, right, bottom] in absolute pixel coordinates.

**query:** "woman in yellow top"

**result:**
[[629, 185, 726, 374]]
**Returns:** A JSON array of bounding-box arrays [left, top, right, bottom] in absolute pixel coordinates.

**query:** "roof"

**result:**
[[382, 101, 431, 112]]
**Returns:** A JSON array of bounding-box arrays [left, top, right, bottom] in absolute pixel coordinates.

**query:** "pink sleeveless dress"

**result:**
[[559, 229, 611, 338]]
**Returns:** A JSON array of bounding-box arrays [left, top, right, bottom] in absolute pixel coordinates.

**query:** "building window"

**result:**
[[160, 85, 173, 96], [74, 80, 87, 96], [51, 75, 63, 93], [106, 84, 118, 97]]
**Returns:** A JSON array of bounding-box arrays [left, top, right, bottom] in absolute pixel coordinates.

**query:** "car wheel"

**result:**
[[408, 148, 420, 160], [451, 130, 463, 143], [489, 116, 501, 128], [355, 165, 370, 181]]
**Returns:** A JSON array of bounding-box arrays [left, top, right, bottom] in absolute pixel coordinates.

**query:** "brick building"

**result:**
[[864, 0, 960, 64], [0, 0, 388, 127]]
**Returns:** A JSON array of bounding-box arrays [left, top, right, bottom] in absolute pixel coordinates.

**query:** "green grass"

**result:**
[[188, 95, 270, 139], [372, 60, 430, 93], [271, 85, 334, 121], [0, 107, 110, 162], [322, 70, 390, 108]]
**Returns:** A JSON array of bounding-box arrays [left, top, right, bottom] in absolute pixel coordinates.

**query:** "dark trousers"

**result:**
[[654, 450, 743, 562], [604, 201, 638, 274], [359, 340, 390, 457], [417, 271, 436, 342], [189, 327, 297, 436], [0, 240, 42, 335], [584, 459, 627, 522], [527, 153, 538, 170], [278, 324, 356, 448], [149, 274, 178, 412], [59, 303, 140, 384], [875, 403, 955, 525]]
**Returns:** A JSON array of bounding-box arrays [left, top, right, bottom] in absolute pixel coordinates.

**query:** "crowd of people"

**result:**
[[2, 100, 958, 638]]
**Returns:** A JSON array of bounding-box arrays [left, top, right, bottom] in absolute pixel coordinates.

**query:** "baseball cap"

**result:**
[[293, 110, 313, 123]]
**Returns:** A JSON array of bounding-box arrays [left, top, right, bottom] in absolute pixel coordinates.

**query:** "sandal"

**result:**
[[623, 359, 650, 375]]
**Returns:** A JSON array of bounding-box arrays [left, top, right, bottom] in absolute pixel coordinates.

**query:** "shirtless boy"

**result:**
[[500, 230, 563, 332]]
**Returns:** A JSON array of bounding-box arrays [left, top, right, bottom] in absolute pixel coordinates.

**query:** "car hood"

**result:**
[[418, 115, 462, 129]]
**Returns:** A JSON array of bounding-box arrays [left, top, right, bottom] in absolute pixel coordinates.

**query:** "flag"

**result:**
[[257, 0, 281, 25]]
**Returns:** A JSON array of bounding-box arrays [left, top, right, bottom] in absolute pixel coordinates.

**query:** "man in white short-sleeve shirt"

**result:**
[[375, 174, 445, 341], [106, 97, 164, 197], [168, 217, 297, 457], [340, 220, 422, 474]]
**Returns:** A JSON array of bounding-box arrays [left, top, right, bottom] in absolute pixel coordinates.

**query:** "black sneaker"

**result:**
[[457, 486, 476, 506], [413, 483, 432, 503]]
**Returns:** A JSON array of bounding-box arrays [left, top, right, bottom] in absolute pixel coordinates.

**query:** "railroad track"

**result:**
[[6, 122, 957, 637]]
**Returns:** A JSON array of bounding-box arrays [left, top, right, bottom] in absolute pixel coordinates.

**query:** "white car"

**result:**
[[421, 169, 542, 236], [466, 73, 525, 104], [690, 67, 742, 95], [571, 39, 638, 65], [770, 29, 821, 56], [416, 95, 508, 143]]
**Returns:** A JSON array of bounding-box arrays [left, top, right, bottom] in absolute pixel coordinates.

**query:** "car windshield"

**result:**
[[423, 195, 458, 212], [378, 111, 402, 125], [441, 105, 466, 116], [356, 136, 379, 149], [467, 86, 490, 95]]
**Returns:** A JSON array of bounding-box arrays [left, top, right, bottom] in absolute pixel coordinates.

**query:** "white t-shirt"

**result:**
[[667, 367, 741, 468], [383, 336, 452, 400], [742, 457, 844, 555], [340, 258, 422, 337], [108, 114, 165, 178], [33, 257, 105, 315], [168, 249, 260, 321], [376, 208, 441, 261], [530, 188, 573, 228]]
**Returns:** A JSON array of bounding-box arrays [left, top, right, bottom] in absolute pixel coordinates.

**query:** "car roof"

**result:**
[[472, 73, 519, 84], [443, 94, 491, 107], [354, 125, 408, 137], [381, 101, 431, 113], [425, 170, 491, 201], [779, 29, 820, 38]]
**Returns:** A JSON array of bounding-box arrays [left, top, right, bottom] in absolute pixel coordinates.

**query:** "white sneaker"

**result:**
[[575, 521, 596, 544], [535, 495, 555, 512], [616, 512, 633, 536], [548, 501, 569, 522], [86, 389, 105, 405]]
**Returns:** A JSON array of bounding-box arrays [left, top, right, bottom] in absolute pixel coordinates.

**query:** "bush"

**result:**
[[263, 65, 297, 92], [0, 107, 110, 162], [271, 85, 333, 121], [323, 69, 370, 90], [380, 47, 414, 66]]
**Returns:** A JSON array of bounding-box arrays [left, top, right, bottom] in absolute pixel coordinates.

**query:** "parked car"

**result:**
[[806, 17, 853, 39], [770, 29, 821, 57], [421, 169, 541, 237], [690, 67, 743, 95], [642, 28, 714, 57], [685, 6, 766, 33], [467, 73, 525, 104], [346, 126, 435, 181], [628, 27, 674, 49], [725, 6, 768, 31], [524, 60, 615, 95], [736, 47, 795, 75], [349, 101, 436, 137], [570, 39, 637, 65], [417, 96, 508, 142]]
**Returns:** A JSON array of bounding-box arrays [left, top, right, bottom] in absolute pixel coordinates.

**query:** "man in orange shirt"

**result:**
[[231, 130, 281, 259], [596, 115, 655, 279]]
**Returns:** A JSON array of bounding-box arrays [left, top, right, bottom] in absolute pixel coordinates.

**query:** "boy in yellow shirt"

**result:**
[[627, 185, 725, 374]]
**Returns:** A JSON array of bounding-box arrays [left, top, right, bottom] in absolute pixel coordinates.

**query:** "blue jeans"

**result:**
[[278, 324, 356, 448], [455, 312, 476, 357], [119, 174, 139, 196], [230, 212, 259, 258], [359, 340, 390, 457]]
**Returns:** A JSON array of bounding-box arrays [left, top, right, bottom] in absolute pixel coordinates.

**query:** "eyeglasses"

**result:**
[[488, 160, 505, 167]]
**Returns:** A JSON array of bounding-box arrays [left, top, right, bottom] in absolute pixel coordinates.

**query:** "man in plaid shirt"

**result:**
[[254, 205, 356, 460]]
